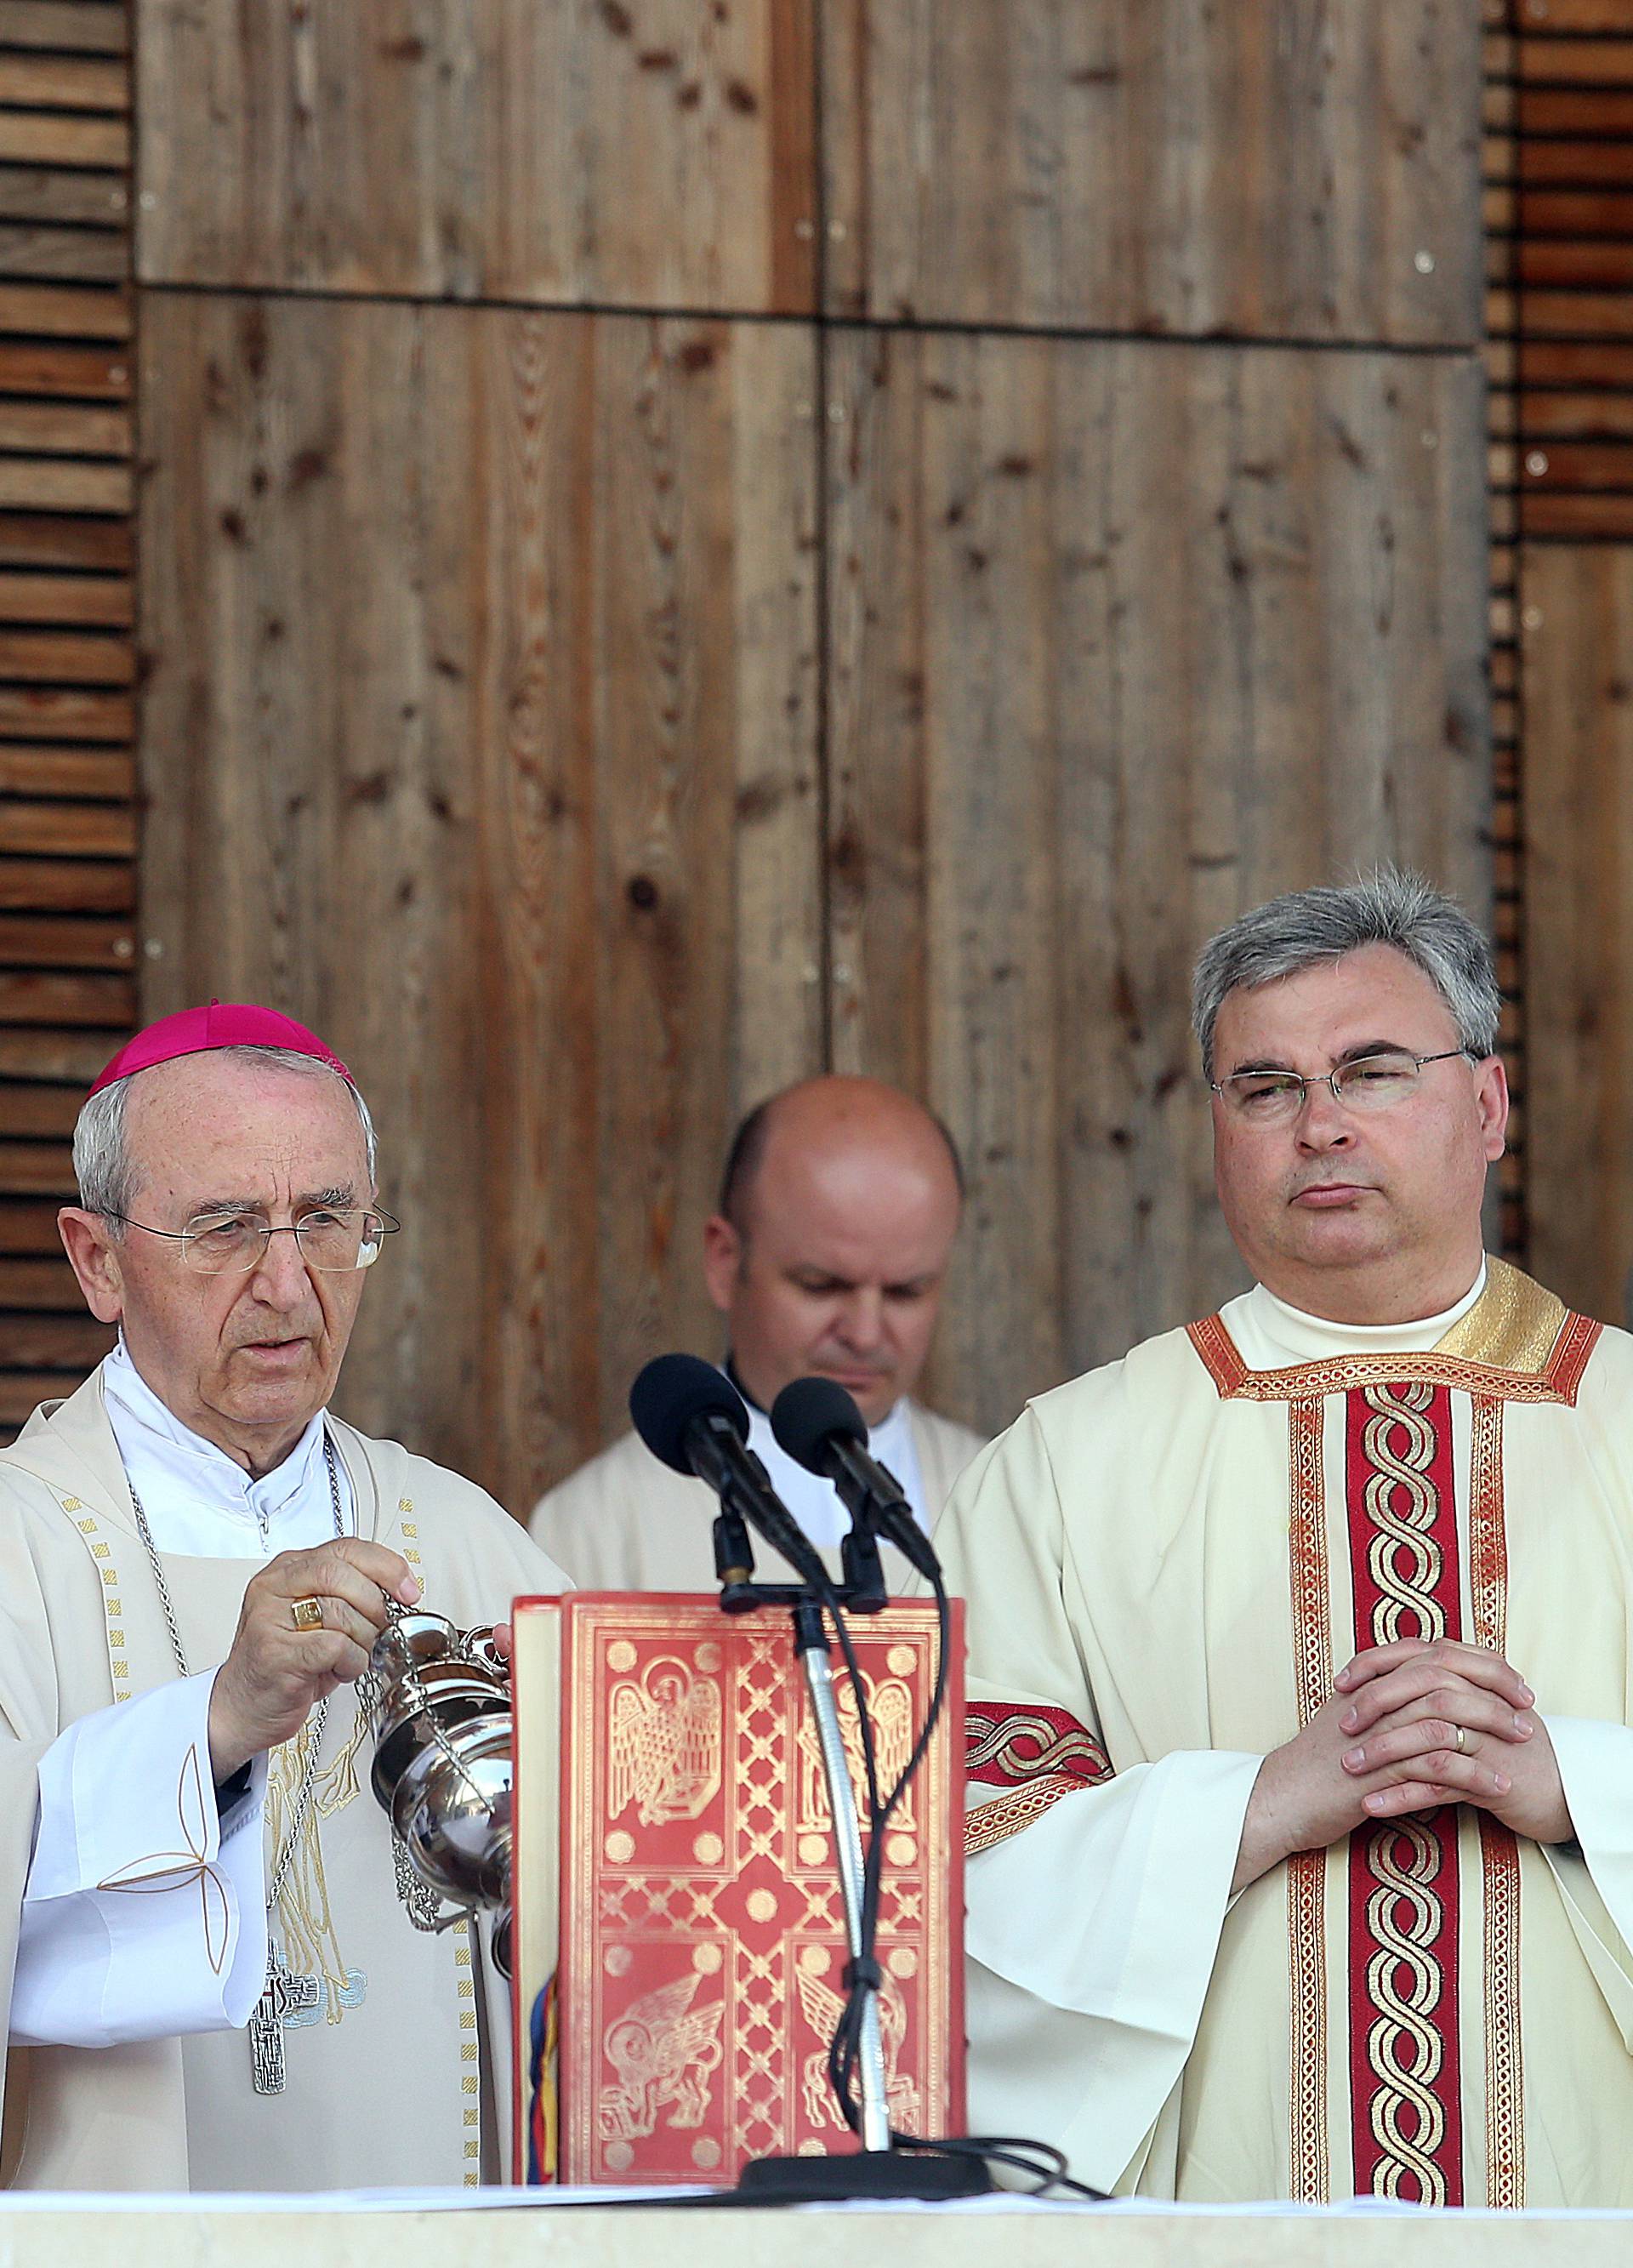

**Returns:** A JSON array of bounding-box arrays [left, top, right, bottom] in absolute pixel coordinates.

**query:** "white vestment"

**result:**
[[530, 1392, 984, 1593], [940, 1258, 1633, 2207], [0, 1363, 569, 2191]]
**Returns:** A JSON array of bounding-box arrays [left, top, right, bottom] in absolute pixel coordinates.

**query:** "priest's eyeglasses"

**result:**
[[1210, 1049, 1474, 1125], [102, 1206, 401, 1273]]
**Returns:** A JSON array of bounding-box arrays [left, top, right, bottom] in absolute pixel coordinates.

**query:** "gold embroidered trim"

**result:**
[[1286, 1397, 1331, 2202], [1466, 1398, 1525, 2208], [1288, 1846, 1330, 2203], [964, 1776, 1084, 1858], [97, 1744, 230, 1975], [455, 1914, 481, 2183], [1187, 1262, 1600, 1409], [1362, 1382, 1447, 1648], [1437, 1256, 1563, 1374], [1351, 1388, 1455, 2204], [965, 1707, 1111, 1787], [1469, 1400, 1507, 1660], [65, 1503, 130, 1703], [1479, 1819, 1525, 2211], [1362, 1814, 1453, 2205]]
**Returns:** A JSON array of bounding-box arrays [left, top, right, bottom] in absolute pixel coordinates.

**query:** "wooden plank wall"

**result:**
[[0, 0, 134, 1433], [138, 300, 822, 1496], [122, 1, 1491, 1507], [1488, 0, 1633, 1327]]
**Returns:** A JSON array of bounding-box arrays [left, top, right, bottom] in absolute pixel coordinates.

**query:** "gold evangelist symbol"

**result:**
[[598, 1971, 725, 2141], [608, 1656, 723, 1825], [794, 1967, 920, 2132], [796, 1673, 916, 1833]]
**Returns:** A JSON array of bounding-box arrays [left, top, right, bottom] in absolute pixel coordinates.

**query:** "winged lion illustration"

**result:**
[[598, 1970, 725, 2141]]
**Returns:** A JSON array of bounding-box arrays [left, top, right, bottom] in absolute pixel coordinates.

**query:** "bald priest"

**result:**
[[531, 1076, 985, 1592], [0, 1004, 569, 2192]]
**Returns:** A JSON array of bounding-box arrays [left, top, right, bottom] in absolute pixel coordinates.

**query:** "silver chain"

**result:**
[[127, 1434, 346, 1920]]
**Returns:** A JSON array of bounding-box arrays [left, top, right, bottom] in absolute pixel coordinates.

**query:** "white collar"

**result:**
[[722, 1363, 926, 1553], [100, 1336, 341, 1554], [1226, 1259, 1488, 1366]]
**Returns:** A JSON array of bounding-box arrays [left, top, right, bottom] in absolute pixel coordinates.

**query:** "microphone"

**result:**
[[629, 1354, 831, 1592], [770, 1376, 943, 1584]]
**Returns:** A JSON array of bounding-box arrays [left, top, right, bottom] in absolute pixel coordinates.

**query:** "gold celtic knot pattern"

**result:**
[[1362, 1383, 1447, 1646], [1349, 1381, 1462, 2206], [1279, 1355, 1532, 2208], [1364, 1818, 1451, 2204]]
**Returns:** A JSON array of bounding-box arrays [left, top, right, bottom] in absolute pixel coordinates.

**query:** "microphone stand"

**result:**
[[793, 1594, 891, 2155], [721, 1540, 989, 2201]]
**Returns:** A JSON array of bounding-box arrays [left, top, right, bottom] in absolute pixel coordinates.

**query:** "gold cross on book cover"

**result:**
[[509, 1593, 966, 2185]]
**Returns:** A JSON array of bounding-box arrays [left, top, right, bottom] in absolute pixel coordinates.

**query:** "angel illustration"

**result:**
[[598, 1972, 725, 2140], [608, 1656, 723, 1825], [794, 1965, 919, 2132]]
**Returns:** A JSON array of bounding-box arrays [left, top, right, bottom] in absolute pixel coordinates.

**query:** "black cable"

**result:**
[[823, 1570, 947, 2138], [818, 1568, 1109, 2202]]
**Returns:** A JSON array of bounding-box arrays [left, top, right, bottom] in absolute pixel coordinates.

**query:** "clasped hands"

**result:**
[[1232, 1637, 1573, 1894]]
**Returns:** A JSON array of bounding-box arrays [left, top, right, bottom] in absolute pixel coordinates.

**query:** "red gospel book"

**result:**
[[510, 1593, 965, 2186]]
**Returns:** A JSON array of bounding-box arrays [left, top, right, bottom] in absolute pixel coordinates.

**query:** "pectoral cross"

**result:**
[[249, 1942, 321, 2095]]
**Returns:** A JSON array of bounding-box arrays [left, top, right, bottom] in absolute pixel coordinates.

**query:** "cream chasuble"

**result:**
[[0, 1372, 567, 2192], [941, 1257, 1633, 2207]]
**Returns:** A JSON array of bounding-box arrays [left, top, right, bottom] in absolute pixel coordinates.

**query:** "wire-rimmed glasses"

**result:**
[[1209, 1049, 1474, 1125], [102, 1206, 401, 1273]]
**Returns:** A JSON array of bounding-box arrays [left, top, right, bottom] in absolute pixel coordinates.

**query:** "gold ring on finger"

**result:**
[[290, 1596, 324, 1633], [1453, 1724, 1469, 1755]]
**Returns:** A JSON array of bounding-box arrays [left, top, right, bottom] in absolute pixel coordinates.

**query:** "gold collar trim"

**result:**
[[1188, 1257, 1601, 1407]]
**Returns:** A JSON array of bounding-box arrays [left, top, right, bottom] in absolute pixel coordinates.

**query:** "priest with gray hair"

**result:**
[[0, 1001, 569, 2191], [944, 867, 1633, 2207]]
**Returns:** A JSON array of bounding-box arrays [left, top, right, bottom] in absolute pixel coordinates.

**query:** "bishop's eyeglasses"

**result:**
[[100, 1206, 401, 1274], [1209, 1049, 1475, 1125]]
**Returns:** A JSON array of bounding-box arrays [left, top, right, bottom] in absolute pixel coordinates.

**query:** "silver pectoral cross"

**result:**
[[249, 1942, 321, 2095]]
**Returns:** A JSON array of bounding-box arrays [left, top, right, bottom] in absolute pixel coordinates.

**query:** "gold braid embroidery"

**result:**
[[965, 1776, 1084, 1859], [1286, 1396, 1331, 2204], [1354, 1387, 1454, 2204], [1469, 1399, 1525, 2210]]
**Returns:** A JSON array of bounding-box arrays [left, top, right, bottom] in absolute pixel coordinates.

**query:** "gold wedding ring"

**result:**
[[290, 1596, 324, 1633], [1453, 1724, 1468, 1754]]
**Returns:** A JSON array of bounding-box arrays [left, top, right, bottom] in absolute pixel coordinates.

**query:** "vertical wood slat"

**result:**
[[0, 0, 134, 1426], [1482, 3, 1523, 1252], [825, 329, 1490, 1432], [822, 0, 1483, 345], [1485, 4, 1633, 1291], [137, 293, 821, 1513], [1522, 548, 1633, 1326], [136, 0, 819, 316], [139, 1, 1482, 350]]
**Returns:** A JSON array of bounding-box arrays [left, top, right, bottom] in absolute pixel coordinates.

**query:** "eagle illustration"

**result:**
[[796, 1673, 916, 1832], [607, 1657, 723, 1826]]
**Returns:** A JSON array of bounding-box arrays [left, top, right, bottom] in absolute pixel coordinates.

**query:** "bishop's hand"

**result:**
[[208, 1540, 423, 1780], [1334, 1636, 1573, 1845]]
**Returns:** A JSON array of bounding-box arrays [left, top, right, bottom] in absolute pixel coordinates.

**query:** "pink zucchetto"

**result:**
[[88, 1000, 352, 1097]]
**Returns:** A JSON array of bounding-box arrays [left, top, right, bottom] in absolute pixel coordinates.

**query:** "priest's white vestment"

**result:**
[[0, 1370, 567, 2191], [940, 1258, 1633, 2206], [530, 1394, 982, 1593]]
